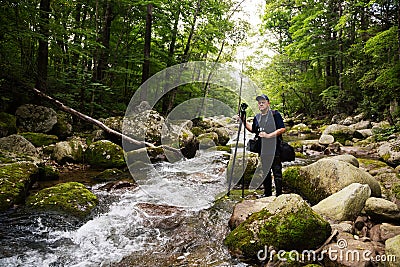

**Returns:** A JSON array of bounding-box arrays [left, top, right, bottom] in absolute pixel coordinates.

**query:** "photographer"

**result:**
[[243, 94, 286, 197]]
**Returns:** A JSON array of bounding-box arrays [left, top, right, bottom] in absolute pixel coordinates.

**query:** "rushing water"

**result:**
[[0, 150, 251, 267]]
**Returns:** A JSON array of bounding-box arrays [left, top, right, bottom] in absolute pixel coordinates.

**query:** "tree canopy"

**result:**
[[0, 0, 399, 123]]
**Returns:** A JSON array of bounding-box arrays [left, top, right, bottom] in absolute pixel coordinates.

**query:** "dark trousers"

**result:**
[[261, 155, 283, 197]]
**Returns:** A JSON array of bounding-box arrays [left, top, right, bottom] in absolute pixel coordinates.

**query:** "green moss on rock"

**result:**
[[84, 140, 125, 169], [26, 182, 98, 218], [20, 132, 59, 147], [224, 194, 331, 260], [0, 162, 38, 211]]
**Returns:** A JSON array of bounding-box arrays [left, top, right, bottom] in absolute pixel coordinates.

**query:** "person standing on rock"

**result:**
[[243, 94, 286, 197]]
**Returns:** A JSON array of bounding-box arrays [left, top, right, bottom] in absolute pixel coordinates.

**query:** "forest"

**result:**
[[0, 0, 399, 124]]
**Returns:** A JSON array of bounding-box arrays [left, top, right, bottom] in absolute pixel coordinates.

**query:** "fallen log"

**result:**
[[32, 87, 181, 155]]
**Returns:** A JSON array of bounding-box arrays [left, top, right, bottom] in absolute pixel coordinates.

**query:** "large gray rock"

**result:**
[[378, 140, 400, 166], [319, 134, 335, 145], [364, 197, 400, 222], [15, 104, 57, 133], [313, 183, 371, 221], [123, 110, 165, 145], [324, 154, 359, 167], [283, 158, 381, 205], [0, 134, 37, 156]]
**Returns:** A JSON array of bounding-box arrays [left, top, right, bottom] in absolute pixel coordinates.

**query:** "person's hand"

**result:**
[[259, 132, 273, 138]]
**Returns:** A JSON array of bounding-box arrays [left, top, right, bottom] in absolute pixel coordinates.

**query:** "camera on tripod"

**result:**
[[240, 102, 248, 112]]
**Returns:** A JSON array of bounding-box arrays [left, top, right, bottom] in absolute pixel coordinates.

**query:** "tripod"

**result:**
[[227, 103, 248, 198]]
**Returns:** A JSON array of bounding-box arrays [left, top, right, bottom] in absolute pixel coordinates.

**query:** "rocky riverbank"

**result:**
[[1, 103, 400, 266]]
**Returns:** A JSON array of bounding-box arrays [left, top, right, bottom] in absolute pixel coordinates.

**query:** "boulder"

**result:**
[[123, 110, 165, 145], [364, 197, 400, 222], [319, 134, 335, 145], [15, 104, 57, 133], [370, 223, 400, 243], [207, 127, 230, 146], [351, 120, 371, 130], [0, 112, 17, 137], [50, 112, 73, 139], [198, 132, 219, 149], [325, 154, 359, 167], [378, 140, 400, 166], [0, 162, 38, 211], [385, 235, 400, 267], [52, 137, 86, 163], [84, 140, 125, 169], [322, 124, 355, 145], [228, 196, 276, 229], [283, 158, 381, 205], [26, 182, 98, 218], [161, 120, 198, 159], [312, 183, 371, 221], [0, 134, 38, 156], [224, 194, 331, 259], [226, 152, 259, 188]]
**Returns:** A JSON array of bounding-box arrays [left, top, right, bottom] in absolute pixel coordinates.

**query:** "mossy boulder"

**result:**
[[0, 134, 38, 156], [0, 162, 38, 211], [20, 132, 58, 147], [15, 104, 58, 133], [93, 168, 125, 182], [52, 138, 86, 163], [198, 132, 219, 149], [49, 112, 73, 140], [0, 112, 17, 137], [226, 152, 259, 188], [26, 182, 98, 218], [283, 158, 381, 205], [224, 194, 331, 260], [84, 140, 125, 168]]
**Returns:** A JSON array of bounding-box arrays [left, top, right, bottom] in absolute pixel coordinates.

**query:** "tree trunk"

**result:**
[[96, 1, 114, 82], [140, 3, 153, 101], [35, 0, 51, 92]]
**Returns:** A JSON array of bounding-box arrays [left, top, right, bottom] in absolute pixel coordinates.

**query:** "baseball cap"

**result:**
[[256, 94, 269, 102]]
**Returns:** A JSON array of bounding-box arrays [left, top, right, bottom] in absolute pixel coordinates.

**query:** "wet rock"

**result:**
[[99, 180, 136, 191], [226, 152, 259, 188], [15, 104, 57, 133], [0, 112, 17, 137], [207, 127, 230, 146], [198, 132, 219, 149], [313, 183, 371, 222], [364, 197, 400, 222], [0, 162, 38, 211], [228, 196, 276, 229], [224, 194, 331, 260], [84, 140, 125, 169], [0, 134, 38, 156], [93, 168, 126, 182], [26, 182, 98, 218], [283, 158, 381, 205]]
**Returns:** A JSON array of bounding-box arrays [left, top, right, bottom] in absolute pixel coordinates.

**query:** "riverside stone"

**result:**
[[283, 158, 381, 205], [224, 194, 331, 260], [385, 235, 400, 267], [15, 104, 57, 133], [312, 183, 371, 221], [364, 197, 400, 222]]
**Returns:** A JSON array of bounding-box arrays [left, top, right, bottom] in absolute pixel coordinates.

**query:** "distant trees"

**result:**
[[258, 0, 400, 121], [0, 0, 246, 117]]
